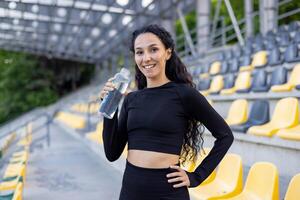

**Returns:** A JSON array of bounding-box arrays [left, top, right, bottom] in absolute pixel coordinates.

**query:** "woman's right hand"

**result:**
[[99, 77, 116, 100]]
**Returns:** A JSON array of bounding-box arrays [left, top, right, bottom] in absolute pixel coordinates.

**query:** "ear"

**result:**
[[166, 48, 172, 60]]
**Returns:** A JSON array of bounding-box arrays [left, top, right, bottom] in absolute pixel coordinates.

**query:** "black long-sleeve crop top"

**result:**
[[102, 81, 234, 188]]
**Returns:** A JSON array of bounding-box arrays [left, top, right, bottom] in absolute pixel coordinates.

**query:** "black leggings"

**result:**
[[119, 160, 190, 200]]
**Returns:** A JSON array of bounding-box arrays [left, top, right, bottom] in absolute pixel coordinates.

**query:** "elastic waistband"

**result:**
[[125, 159, 179, 174]]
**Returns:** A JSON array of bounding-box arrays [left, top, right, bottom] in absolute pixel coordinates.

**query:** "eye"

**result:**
[[151, 48, 158, 52], [136, 51, 143, 55]]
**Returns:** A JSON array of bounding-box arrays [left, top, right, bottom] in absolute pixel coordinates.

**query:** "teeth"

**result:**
[[144, 64, 155, 69]]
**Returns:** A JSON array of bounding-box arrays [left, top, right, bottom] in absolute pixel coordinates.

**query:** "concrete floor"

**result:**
[[24, 124, 122, 200]]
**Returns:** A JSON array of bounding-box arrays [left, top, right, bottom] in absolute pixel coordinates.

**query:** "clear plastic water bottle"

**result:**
[[99, 68, 131, 119]]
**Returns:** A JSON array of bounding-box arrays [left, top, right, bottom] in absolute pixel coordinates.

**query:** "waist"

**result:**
[[127, 149, 180, 169]]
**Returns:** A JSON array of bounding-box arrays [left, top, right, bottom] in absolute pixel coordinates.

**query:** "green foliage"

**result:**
[[0, 50, 58, 124], [0, 50, 95, 124]]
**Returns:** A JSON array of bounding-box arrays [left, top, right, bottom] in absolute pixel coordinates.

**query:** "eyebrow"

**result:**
[[135, 43, 159, 50]]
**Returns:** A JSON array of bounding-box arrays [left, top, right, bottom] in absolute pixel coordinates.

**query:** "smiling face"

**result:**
[[134, 32, 172, 82]]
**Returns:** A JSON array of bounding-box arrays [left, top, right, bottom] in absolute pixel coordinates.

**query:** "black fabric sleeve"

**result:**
[[102, 94, 129, 162], [176, 85, 234, 188]]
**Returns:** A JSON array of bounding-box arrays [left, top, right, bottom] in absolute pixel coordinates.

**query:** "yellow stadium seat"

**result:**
[[225, 99, 248, 125], [271, 64, 300, 92], [248, 97, 299, 137], [86, 122, 104, 144], [284, 173, 300, 200], [183, 148, 216, 185], [55, 112, 86, 129], [200, 73, 209, 79], [210, 61, 221, 75], [220, 72, 251, 95], [0, 176, 22, 191], [240, 51, 268, 72], [224, 162, 279, 200], [200, 75, 224, 96], [276, 125, 300, 141], [209, 75, 224, 94], [189, 154, 243, 200], [12, 182, 22, 200]]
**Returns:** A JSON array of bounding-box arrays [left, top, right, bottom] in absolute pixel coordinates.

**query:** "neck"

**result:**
[[146, 77, 171, 88]]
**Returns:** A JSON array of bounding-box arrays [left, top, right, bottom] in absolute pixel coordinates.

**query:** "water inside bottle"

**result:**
[[99, 81, 129, 119]]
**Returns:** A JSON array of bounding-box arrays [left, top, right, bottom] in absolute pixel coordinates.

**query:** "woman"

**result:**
[[99, 24, 234, 200]]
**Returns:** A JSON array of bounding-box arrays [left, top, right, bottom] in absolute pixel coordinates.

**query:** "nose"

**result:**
[[142, 52, 151, 62]]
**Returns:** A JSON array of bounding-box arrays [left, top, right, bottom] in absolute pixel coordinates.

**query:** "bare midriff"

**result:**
[[127, 149, 180, 168]]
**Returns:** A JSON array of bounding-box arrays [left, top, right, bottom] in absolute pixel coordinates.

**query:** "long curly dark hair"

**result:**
[[129, 24, 205, 166]]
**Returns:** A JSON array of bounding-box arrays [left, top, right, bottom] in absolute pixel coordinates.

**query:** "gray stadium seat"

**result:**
[[231, 100, 270, 133], [251, 69, 270, 92]]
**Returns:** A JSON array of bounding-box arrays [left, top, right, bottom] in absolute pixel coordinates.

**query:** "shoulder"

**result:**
[[124, 90, 140, 101], [174, 83, 204, 99]]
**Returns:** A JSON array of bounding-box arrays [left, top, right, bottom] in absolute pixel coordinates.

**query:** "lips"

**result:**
[[143, 64, 156, 69]]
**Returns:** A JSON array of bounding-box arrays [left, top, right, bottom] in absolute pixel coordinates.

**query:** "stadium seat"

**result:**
[[193, 67, 202, 78], [284, 43, 300, 63], [183, 148, 216, 185], [199, 64, 210, 79], [239, 55, 252, 71], [294, 31, 300, 44], [12, 182, 22, 200], [240, 51, 268, 71], [265, 38, 277, 50], [251, 70, 270, 92], [242, 44, 253, 55], [189, 154, 243, 200], [269, 67, 288, 89], [224, 50, 233, 60], [248, 97, 299, 137], [229, 58, 240, 73], [288, 21, 300, 32], [224, 162, 279, 200], [271, 64, 300, 92], [209, 61, 221, 75], [225, 99, 248, 126], [220, 61, 229, 74], [198, 78, 211, 96], [251, 51, 268, 68], [268, 48, 283, 66], [220, 71, 251, 95], [253, 43, 265, 52], [284, 173, 300, 200], [277, 31, 290, 47], [221, 74, 235, 92], [276, 125, 300, 141], [231, 100, 270, 133], [203, 75, 224, 95], [86, 122, 104, 144], [55, 112, 86, 129]]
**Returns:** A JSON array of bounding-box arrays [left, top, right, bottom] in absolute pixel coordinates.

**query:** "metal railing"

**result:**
[[176, 1, 299, 60]]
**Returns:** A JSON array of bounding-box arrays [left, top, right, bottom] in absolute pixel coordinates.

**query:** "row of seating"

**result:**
[[0, 133, 16, 159], [185, 148, 299, 200], [55, 111, 86, 129], [198, 64, 300, 95], [0, 124, 32, 200], [223, 97, 300, 140], [71, 102, 99, 114], [191, 21, 300, 79]]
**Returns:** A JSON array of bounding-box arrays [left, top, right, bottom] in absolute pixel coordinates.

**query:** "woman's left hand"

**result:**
[[166, 165, 190, 188]]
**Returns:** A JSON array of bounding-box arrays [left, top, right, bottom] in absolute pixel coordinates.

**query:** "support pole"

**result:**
[[176, 7, 197, 57], [224, 0, 245, 46], [245, 0, 253, 38]]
